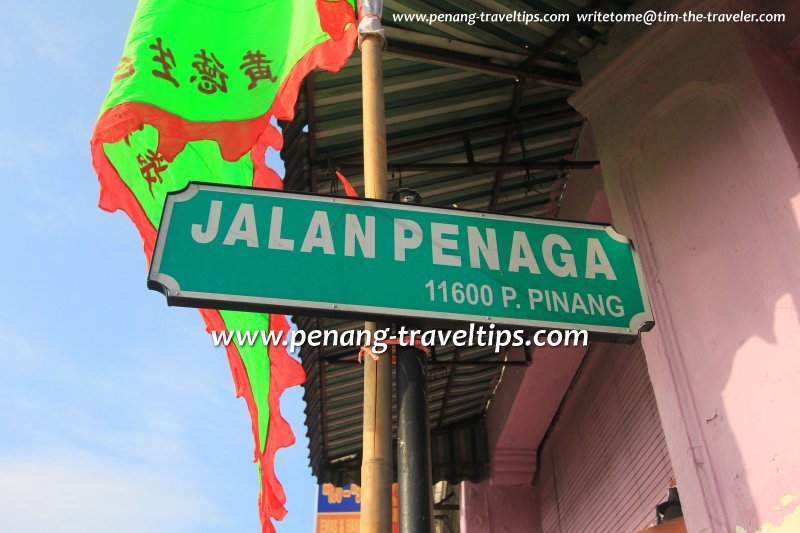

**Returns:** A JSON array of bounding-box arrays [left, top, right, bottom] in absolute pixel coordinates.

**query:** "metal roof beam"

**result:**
[[485, 0, 614, 210], [437, 348, 460, 430], [325, 109, 580, 163], [522, 0, 615, 68], [385, 40, 581, 88], [318, 160, 598, 173], [489, 82, 525, 211], [383, 26, 528, 65]]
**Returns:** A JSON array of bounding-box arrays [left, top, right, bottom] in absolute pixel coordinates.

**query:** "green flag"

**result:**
[[90, 1, 357, 531]]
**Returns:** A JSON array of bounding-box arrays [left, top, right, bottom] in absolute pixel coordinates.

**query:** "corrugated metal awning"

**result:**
[[282, 0, 634, 486], [295, 316, 501, 485]]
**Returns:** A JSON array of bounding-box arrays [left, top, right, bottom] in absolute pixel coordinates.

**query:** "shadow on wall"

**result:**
[[620, 54, 800, 530]]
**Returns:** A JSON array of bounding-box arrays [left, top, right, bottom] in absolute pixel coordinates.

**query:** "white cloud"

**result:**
[[0, 321, 229, 460], [0, 319, 255, 531], [6, 8, 83, 66], [0, 29, 16, 67], [0, 127, 89, 234], [0, 449, 222, 533], [0, 130, 53, 172], [0, 325, 40, 364]]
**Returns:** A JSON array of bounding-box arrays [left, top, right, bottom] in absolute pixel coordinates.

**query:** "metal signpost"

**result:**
[[392, 189, 434, 532], [149, 182, 654, 337]]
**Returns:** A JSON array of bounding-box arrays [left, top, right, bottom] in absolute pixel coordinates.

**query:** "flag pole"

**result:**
[[360, 31, 393, 533]]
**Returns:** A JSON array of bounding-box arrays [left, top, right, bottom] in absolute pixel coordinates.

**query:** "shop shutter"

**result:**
[[538, 341, 673, 533]]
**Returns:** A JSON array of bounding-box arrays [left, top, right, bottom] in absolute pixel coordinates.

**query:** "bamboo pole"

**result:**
[[360, 33, 393, 533]]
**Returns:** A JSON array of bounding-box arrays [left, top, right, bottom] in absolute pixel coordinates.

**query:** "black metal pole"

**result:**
[[396, 341, 434, 533], [392, 188, 434, 533]]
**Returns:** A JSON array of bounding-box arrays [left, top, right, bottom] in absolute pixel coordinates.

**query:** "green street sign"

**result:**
[[149, 183, 654, 336]]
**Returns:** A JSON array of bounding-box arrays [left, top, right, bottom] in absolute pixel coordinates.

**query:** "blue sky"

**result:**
[[0, 1, 317, 531]]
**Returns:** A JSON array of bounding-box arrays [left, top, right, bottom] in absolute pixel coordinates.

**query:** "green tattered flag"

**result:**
[[89, 1, 357, 531]]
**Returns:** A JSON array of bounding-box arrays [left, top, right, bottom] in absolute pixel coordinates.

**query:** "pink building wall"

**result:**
[[462, 125, 669, 531], [462, 1, 800, 530], [538, 341, 673, 533], [460, 482, 540, 533], [570, 0, 800, 530], [483, 124, 611, 489]]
